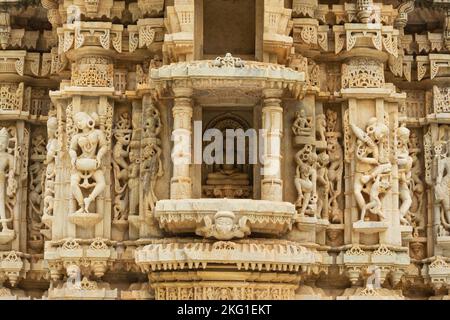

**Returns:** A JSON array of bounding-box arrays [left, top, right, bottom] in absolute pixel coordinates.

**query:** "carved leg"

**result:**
[[353, 180, 366, 212], [294, 178, 303, 209], [85, 170, 106, 213], [146, 179, 157, 212], [317, 197, 323, 219], [444, 197, 450, 227], [129, 191, 138, 216], [300, 192, 311, 216], [0, 181, 8, 230], [70, 173, 84, 213], [360, 203, 369, 221], [373, 198, 385, 219], [399, 184, 412, 225]]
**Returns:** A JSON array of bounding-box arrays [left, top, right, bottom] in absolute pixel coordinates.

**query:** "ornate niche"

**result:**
[[71, 56, 114, 88], [341, 57, 385, 89], [202, 113, 253, 199]]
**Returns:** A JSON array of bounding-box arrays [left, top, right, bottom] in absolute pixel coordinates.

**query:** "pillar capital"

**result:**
[[173, 87, 194, 99], [262, 88, 283, 99]]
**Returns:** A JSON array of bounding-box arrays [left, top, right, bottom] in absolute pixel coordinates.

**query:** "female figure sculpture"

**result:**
[[0, 128, 15, 233], [69, 112, 107, 214], [436, 141, 450, 229]]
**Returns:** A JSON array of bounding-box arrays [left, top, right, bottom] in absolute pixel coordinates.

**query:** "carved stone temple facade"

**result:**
[[0, 0, 449, 300]]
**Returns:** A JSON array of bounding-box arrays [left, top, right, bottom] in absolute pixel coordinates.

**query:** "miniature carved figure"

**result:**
[[142, 142, 163, 213], [435, 141, 450, 230], [43, 116, 59, 218], [142, 103, 163, 213], [0, 128, 16, 234], [112, 112, 132, 222], [316, 152, 330, 219], [294, 145, 318, 216], [196, 211, 250, 240], [66, 264, 81, 290], [28, 133, 46, 249], [366, 265, 381, 290], [128, 150, 140, 216], [316, 114, 326, 143], [408, 132, 425, 237], [410, 242, 425, 260], [292, 110, 312, 136], [326, 135, 343, 223], [397, 125, 413, 225], [326, 109, 338, 133]]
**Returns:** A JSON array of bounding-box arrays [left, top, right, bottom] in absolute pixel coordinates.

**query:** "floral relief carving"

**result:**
[[342, 58, 385, 88]]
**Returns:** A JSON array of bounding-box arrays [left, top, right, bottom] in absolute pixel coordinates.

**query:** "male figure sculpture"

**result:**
[[351, 118, 391, 221]]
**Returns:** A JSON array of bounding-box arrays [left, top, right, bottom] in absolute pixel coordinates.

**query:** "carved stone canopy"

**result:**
[[149, 55, 306, 101], [154, 198, 296, 237]]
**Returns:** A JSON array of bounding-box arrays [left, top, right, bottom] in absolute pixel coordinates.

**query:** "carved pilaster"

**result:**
[[261, 88, 284, 202], [170, 87, 193, 199]]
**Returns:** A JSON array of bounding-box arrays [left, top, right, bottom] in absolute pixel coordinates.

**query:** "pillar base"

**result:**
[[170, 177, 192, 199], [261, 179, 283, 201]]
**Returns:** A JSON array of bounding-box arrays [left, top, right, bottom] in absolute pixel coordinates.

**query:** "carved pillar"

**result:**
[[170, 87, 193, 199], [341, 56, 407, 247], [261, 88, 284, 202]]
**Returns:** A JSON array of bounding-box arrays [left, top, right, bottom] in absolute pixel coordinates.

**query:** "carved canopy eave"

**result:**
[[148, 60, 306, 100], [135, 238, 325, 273]]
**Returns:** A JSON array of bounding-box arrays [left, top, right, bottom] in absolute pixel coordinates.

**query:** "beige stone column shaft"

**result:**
[[261, 88, 284, 201], [170, 87, 193, 199]]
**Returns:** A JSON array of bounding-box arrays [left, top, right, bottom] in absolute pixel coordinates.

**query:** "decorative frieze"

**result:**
[[341, 58, 385, 88], [292, 18, 328, 51], [71, 56, 114, 87], [154, 283, 297, 300], [136, 239, 321, 272], [57, 22, 123, 53], [433, 86, 450, 114]]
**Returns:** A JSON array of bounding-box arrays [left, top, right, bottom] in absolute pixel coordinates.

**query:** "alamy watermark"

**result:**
[[172, 121, 281, 176]]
